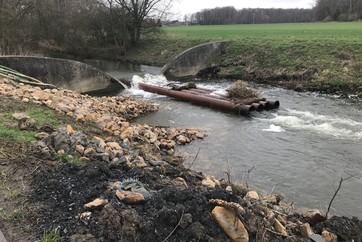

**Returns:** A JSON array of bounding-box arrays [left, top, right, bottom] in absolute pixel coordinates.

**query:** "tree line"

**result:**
[[1, 0, 361, 56], [190, 7, 314, 25], [189, 0, 362, 25], [0, 0, 167, 56], [314, 0, 362, 21]]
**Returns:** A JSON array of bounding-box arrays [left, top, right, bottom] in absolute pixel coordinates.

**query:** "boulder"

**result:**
[[211, 206, 249, 242]]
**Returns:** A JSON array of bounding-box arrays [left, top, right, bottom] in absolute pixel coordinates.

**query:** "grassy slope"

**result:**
[[124, 22, 362, 94]]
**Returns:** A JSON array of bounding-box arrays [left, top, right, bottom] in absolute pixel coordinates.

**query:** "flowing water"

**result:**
[[87, 60, 362, 218]]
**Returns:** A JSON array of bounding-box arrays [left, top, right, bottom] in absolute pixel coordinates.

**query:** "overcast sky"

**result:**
[[172, 0, 316, 19]]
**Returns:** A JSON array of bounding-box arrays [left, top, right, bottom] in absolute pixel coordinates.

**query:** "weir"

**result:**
[[0, 56, 124, 93], [162, 41, 228, 80]]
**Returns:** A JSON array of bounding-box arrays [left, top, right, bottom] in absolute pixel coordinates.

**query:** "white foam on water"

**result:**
[[262, 124, 285, 133], [264, 109, 362, 140], [126, 74, 171, 99]]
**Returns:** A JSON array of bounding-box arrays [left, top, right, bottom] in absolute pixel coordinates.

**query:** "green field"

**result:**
[[164, 22, 362, 40], [125, 22, 362, 94]]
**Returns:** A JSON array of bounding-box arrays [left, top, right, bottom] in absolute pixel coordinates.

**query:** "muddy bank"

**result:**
[[0, 78, 362, 241]]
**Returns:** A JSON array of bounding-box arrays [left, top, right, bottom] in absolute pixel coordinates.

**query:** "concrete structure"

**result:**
[[162, 41, 229, 80], [0, 56, 123, 93], [0, 229, 7, 242]]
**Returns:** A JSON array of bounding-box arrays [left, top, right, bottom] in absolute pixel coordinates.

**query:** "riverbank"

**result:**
[[121, 22, 362, 97], [1, 78, 362, 241]]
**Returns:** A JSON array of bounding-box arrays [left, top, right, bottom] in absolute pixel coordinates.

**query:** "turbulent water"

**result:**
[[87, 60, 362, 218]]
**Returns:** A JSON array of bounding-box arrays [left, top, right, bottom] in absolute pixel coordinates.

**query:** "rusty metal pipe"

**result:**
[[251, 103, 264, 111], [259, 101, 271, 110], [266, 100, 280, 109], [244, 98, 266, 105], [181, 89, 228, 101], [235, 105, 255, 115], [139, 82, 244, 114]]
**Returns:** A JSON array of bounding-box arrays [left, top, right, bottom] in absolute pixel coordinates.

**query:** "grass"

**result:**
[[27, 107, 61, 128], [0, 99, 61, 143], [0, 98, 90, 144], [0, 123, 36, 143], [0, 207, 29, 222], [124, 22, 362, 94], [56, 153, 82, 165], [38, 230, 61, 242]]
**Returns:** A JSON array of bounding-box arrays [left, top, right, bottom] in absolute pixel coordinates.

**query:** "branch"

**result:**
[[187, 147, 200, 169], [162, 210, 184, 242], [325, 174, 356, 218]]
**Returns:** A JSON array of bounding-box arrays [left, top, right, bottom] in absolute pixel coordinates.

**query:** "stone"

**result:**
[[187, 130, 197, 135], [321, 230, 337, 242], [79, 157, 90, 162], [95, 153, 110, 162], [276, 214, 287, 226], [84, 198, 108, 210], [121, 127, 134, 139], [12, 112, 30, 120], [103, 128, 113, 135], [92, 136, 106, 149], [107, 142, 122, 150], [32, 90, 52, 101], [303, 209, 326, 226], [75, 145, 85, 155], [202, 176, 216, 189], [177, 135, 188, 144], [84, 147, 96, 156], [57, 149, 65, 155], [35, 132, 48, 140], [245, 191, 259, 201], [195, 131, 205, 139], [211, 206, 249, 242], [19, 117, 37, 131], [132, 156, 147, 168], [67, 125, 75, 135], [310, 234, 326, 242], [22, 97, 29, 103], [266, 194, 285, 205], [300, 222, 314, 238], [149, 160, 169, 167], [171, 177, 188, 190], [226, 186, 233, 192], [272, 218, 288, 236], [77, 212, 92, 225], [207, 175, 220, 186], [116, 190, 145, 204]]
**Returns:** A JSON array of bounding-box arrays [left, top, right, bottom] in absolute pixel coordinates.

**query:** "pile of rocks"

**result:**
[[200, 178, 344, 242], [0, 78, 205, 154]]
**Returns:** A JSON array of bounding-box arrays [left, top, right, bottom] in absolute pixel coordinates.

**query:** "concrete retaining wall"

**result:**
[[0, 56, 123, 93], [162, 41, 228, 80]]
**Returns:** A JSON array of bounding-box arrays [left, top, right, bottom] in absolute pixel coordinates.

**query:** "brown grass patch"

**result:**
[[227, 80, 260, 103]]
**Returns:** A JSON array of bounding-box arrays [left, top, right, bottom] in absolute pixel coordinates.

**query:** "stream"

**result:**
[[86, 59, 362, 218]]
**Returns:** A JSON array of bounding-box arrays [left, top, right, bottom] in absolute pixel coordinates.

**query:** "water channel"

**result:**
[[86, 59, 362, 218]]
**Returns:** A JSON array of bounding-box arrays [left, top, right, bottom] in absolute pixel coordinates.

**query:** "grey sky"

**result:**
[[172, 0, 316, 19]]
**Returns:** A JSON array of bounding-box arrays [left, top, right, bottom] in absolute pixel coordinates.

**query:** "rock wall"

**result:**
[[0, 56, 123, 93], [162, 41, 228, 80]]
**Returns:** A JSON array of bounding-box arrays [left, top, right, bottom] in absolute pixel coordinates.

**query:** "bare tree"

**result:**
[[114, 0, 173, 44]]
